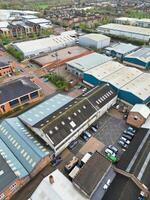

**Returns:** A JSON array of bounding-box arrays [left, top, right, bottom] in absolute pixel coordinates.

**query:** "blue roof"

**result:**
[[5, 118, 51, 158], [0, 120, 42, 173], [66, 52, 112, 72], [19, 94, 73, 126], [105, 43, 139, 55], [0, 138, 28, 178]]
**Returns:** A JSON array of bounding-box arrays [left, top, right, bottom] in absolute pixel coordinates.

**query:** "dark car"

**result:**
[[68, 140, 78, 150], [118, 140, 128, 148], [51, 156, 62, 167], [122, 134, 133, 141]]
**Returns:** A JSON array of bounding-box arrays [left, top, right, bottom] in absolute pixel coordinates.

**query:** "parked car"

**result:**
[[80, 132, 89, 141], [123, 131, 135, 137], [51, 156, 62, 167], [122, 134, 133, 141], [92, 124, 99, 129], [68, 140, 78, 150], [108, 145, 118, 153], [90, 126, 97, 133], [127, 126, 136, 133], [83, 131, 92, 138], [120, 137, 130, 145], [118, 140, 128, 148], [105, 148, 116, 157]]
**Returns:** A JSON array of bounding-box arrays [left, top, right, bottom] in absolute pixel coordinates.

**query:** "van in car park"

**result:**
[[122, 134, 133, 141], [105, 148, 116, 157]]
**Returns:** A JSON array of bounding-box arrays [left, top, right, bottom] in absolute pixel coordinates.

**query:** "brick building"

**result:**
[[0, 62, 16, 77], [0, 77, 42, 114]]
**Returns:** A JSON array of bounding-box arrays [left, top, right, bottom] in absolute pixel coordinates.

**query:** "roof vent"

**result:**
[[49, 175, 54, 184]]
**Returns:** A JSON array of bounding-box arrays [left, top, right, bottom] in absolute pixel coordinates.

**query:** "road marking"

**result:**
[[137, 152, 150, 180], [126, 130, 150, 172]]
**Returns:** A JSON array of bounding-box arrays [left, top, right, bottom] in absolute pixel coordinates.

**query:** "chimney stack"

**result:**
[[49, 175, 54, 184]]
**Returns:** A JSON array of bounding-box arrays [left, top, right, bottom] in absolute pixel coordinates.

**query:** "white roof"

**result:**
[[79, 33, 110, 42], [122, 73, 150, 100], [105, 43, 139, 55], [61, 30, 77, 36], [98, 23, 150, 36], [30, 169, 88, 200], [125, 47, 150, 62], [86, 61, 124, 80], [142, 116, 150, 129], [27, 18, 50, 24], [103, 65, 142, 89], [14, 35, 75, 56], [40, 23, 52, 29], [136, 18, 150, 23], [115, 17, 138, 22], [81, 153, 92, 164], [0, 21, 9, 28], [22, 15, 38, 19], [131, 104, 150, 119]]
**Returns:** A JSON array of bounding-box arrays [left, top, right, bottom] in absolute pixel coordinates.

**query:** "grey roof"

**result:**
[[19, 94, 73, 126], [34, 84, 116, 146], [0, 154, 17, 193], [73, 152, 111, 197], [0, 138, 28, 178], [66, 53, 112, 72], [0, 62, 7, 68], [0, 77, 40, 104], [105, 43, 139, 55], [125, 47, 150, 62], [0, 119, 48, 174]]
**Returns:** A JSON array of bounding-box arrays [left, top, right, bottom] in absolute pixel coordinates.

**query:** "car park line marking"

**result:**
[[126, 130, 150, 172], [137, 152, 150, 180]]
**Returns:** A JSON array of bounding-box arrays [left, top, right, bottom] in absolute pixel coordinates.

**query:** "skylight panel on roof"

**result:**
[[70, 121, 76, 128]]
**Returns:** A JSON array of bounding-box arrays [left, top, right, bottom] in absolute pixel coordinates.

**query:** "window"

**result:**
[[61, 121, 65, 125], [68, 117, 71, 120], [74, 112, 77, 116], [83, 105, 86, 109], [55, 126, 58, 130], [20, 95, 29, 103], [70, 121, 76, 128]]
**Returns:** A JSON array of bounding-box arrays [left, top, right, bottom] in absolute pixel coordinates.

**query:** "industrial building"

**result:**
[[30, 46, 92, 68], [0, 117, 52, 200], [79, 33, 110, 49], [83, 61, 150, 105], [115, 17, 150, 28], [0, 77, 42, 114], [66, 52, 112, 78], [123, 47, 150, 70], [105, 43, 139, 61], [19, 85, 117, 155], [13, 35, 76, 58], [29, 169, 88, 200], [97, 23, 150, 42], [127, 104, 150, 128], [73, 151, 115, 199]]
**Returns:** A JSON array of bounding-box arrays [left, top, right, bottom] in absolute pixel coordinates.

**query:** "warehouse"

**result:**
[[13, 35, 76, 58], [105, 43, 139, 61], [97, 23, 150, 42], [79, 33, 110, 49], [0, 117, 52, 199], [0, 77, 42, 114], [115, 17, 137, 26], [19, 85, 117, 155], [136, 18, 150, 28], [66, 52, 112, 78], [123, 47, 150, 69], [30, 46, 92, 68], [83, 61, 150, 105]]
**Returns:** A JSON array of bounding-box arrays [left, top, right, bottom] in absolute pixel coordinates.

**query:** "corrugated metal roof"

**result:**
[[0, 138, 28, 178], [105, 43, 139, 55], [19, 94, 73, 126], [80, 33, 110, 42], [5, 118, 51, 158], [98, 23, 150, 36], [125, 47, 150, 62], [0, 120, 41, 173], [67, 53, 112, 72]]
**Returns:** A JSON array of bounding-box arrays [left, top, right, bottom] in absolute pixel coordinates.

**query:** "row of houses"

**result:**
[[0, 61, 16, 77], [0, 15, 52, 38]]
